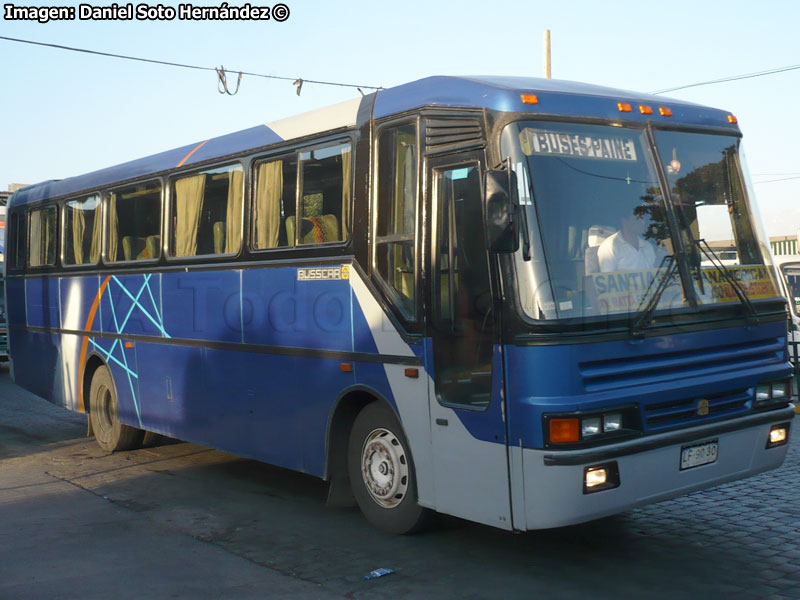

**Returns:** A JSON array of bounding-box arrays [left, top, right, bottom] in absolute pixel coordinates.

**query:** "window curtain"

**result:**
[[108, 193, 119, 261], [174, 174, 206, 257], [341, 146, 352, 239], [71, 204, 85, 264], [225, 169, 244, 253], [254, 161, 282, 249], [89, 199, 103, 263], [29, 210, 42, 266]]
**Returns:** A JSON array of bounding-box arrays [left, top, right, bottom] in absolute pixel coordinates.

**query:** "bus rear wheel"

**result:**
[[347, 402, 431, 534], [89, 365, 144, 452]]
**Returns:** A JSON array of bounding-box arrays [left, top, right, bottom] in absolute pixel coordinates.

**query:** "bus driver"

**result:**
[[597, 203, 656, 272]]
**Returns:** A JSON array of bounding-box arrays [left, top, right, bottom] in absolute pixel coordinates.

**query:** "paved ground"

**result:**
[[1, 362, 798, 600]]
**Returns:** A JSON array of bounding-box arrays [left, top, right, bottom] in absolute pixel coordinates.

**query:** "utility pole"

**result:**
[[543, 30, 552, 79]]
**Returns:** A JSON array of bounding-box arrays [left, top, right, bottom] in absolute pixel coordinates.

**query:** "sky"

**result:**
[[2, 0, 799, 237]]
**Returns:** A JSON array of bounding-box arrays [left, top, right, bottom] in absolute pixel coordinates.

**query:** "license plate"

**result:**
[[680, 440, 718, 470]]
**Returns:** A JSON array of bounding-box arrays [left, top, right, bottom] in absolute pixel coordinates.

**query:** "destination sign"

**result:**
[[519, 128, 638, 161]]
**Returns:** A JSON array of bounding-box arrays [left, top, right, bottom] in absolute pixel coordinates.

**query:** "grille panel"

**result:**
[[579, 338, 784, 393], [425, 118, 484, 154], [644, 390, 752, 431]]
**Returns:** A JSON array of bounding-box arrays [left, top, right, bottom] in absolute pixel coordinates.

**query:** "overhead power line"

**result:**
[[0, 35, 383, 94], [752, 175, 800, 184], [651, 63, 800, 94]]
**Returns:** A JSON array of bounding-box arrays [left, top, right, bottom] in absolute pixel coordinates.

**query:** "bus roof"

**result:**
[[10, 75, 738, 207]]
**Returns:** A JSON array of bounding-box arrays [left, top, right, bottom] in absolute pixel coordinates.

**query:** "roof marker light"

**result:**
[[639, 105, 653, 115], [521, 94, 539, 105], [617, 102, 632, 113], [659, 107, 672, 116], [728, 114, 738, 124]]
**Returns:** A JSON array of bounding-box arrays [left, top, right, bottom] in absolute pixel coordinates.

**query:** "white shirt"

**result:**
[[597, 231, 656, 272]]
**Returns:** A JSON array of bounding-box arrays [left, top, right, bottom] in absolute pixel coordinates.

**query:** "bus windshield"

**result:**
[[780, 263, 800, 317], [500, 121, 781, 325]]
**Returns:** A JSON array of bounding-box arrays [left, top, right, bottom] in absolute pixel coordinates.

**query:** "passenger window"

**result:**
[[10, 212, 26, 270], [108, 181, 162, 262], [28, 206, 57, 267], [170, 164, 243, 257], [375, 124, 417, 320], [252, 156, 298, 249], [64, 194, 102, 265], [295, 141, 350, 246]]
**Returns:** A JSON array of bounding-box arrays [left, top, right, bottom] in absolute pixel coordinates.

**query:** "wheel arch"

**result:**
[[82, 351, 109, 415], [323, 384, 397, 507]]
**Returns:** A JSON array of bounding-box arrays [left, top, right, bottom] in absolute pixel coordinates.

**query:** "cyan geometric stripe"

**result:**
[[89, 274, 171, 429]]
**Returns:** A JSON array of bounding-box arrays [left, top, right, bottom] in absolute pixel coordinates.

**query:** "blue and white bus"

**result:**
[[5, 76, 794, 533]]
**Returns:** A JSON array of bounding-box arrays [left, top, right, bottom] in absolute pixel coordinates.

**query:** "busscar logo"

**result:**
[[697, 399, 710, 416], [297, 265, 349, 281]]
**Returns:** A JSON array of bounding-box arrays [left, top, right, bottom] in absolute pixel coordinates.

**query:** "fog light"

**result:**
[[604, 413, 622, 432], [583, 462, 620, 494], [766, 424, 790, 449], [585, 467, 607, 488], [582, 417, 601, 438], [756, 384, 771, 401]]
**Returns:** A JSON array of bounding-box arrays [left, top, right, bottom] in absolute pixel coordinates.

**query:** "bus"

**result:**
[[772, 254, 800, 386], [5, 76, 794, 534]]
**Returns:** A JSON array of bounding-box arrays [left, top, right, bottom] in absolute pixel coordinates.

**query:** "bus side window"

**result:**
[[9, 212, 26, 270], [28, 206, 58, 268], [63, 194, 102, 266], [108, 181, 162, 262], [374, 124, 417, 321], [295, 141, 351, 245], [170, 164, 243, 258], [252, 156, 298, 249]]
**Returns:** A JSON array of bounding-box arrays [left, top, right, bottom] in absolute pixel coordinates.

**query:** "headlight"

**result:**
[[581, 417, 601, 437], [772, 382, 789, 399], [754, 379, 793, 406], [604, 413, 623, 431], [545, 407, 639, 446]]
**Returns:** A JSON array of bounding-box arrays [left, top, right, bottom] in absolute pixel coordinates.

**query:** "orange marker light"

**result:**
[[549, 418, 580, 443], [340, 363, 353, 373], [639, 105, 653, 115], [617, 102, 632, 113], [658, 107, 673, 117], [124, 341, 134, 349], [404, 368, 419, 379], [727, 114, 738, 124], [521, 94, 539, 105]]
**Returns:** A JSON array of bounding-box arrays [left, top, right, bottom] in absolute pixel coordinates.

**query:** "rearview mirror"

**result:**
[[484, 169, 520, 253]]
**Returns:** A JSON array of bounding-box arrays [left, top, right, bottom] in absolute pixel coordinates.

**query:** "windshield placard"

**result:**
[[696, 266, 778, 304], [519, 128, 638, 161], [588, 265, 777, 314]]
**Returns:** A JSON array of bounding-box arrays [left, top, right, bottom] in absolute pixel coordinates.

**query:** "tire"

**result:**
[[89, 365, 144, 452], [347, 402, 431, 534]]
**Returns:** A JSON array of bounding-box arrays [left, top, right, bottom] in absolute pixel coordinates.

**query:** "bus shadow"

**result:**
[[51, 442, 772, 600]]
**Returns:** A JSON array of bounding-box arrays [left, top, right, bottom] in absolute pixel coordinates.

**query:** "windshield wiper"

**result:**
[[694, 238, 758, 324], [630, 254, 677, 337]]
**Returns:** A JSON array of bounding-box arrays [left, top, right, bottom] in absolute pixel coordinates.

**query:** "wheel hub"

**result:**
[[361, 428, 409, 509]]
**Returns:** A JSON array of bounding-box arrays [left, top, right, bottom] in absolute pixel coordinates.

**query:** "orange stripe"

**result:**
[[176, 139, 209, 168], [77, 275, 112, 412]]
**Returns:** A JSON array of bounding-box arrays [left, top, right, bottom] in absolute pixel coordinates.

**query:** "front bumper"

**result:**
[[518, 405, 794, 530]]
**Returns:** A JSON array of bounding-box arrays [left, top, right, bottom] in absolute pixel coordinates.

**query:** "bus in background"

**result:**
[[5, 76, 794, 534], [772, 254, 800, 406], [0, 202, 8, 362]]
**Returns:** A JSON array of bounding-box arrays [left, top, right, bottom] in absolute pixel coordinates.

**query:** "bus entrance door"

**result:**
[[427, 157, 512, 529]]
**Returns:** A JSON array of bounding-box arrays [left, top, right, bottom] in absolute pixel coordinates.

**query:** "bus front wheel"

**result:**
[[89, 366, 144, 452], [347, 402, 431, 534]]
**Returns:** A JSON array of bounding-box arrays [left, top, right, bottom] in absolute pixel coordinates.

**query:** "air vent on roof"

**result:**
[[425, 117, 484, 154]]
